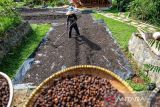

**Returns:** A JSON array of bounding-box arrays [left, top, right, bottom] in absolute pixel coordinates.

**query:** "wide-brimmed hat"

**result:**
[[68, 6, 74, 11], [66, 6, 76, 15]]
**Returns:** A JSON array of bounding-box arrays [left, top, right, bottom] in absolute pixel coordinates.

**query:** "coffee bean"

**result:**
[[34, 74, 131, 107], [0, 76, 9, 107]]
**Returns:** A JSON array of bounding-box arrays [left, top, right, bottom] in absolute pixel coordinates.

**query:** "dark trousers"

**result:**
[[69, 23, 80, 38]]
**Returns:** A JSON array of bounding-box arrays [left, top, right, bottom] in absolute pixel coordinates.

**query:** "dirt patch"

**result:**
[[18, 8, 67, 23], [132, 76, 145, 84], [22, 11, 134, 85], [18, 8, 66, 13]]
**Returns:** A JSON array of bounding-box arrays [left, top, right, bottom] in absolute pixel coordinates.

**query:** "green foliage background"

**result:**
[[23, 0, 70, 6], [112, 0, 132, 11], [0, 0, 21, 36], [112, 0, 160, 25], [129, 0, 160, 25], [0, 24, 51, 78]]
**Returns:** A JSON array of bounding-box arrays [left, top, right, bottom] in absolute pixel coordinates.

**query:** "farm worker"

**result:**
[[66, 9, 80, 38]]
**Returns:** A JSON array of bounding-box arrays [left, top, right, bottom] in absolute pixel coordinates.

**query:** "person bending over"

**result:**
[[66, 10, 80, 38]]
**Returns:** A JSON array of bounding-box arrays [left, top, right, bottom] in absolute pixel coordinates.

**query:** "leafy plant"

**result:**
[[0, 0, 21, 35], [126, 80, 146, 91], [50, 0, 66, 7], [0, 24, 51, 78], [28, 0, 69, 6], [129, 0, 160, 25], [113, 0, 132, 12], [127, 69, 151, 91], [147, 39, 160, 51], [144, 64, 160, 73], [139, 70, 151, 84]]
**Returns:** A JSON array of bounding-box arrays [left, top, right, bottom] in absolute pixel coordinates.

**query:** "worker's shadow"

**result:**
[[76, 35, 101, 51]]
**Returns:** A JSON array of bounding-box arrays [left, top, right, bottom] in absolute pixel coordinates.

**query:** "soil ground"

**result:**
[[19, 8, 67, 23], [21, 8, 134, 85]]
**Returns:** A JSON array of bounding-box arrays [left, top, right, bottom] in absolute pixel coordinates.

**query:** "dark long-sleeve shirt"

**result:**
[[67, 14, 77, 26]]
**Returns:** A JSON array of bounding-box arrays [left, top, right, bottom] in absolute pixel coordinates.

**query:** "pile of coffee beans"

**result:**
[[34, 74, 131, 107], [0, 75, 9, 107]]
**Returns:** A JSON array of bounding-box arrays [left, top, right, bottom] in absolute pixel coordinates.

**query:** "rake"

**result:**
[[52, 21, 77, 47]]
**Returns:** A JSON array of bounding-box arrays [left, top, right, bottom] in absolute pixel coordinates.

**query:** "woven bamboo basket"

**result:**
[[25, 65, 142, 107]]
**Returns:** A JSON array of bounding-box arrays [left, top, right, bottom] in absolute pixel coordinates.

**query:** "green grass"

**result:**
[[102, 8, 130, 18], [125, 12, 130, 17], [103, 8, 119, 13], [93, 13, 137, 51], [0, 16, 21, 36], [0, 0, 22, 35], [126, 80, 146, 91], [126, 70, 151, 91], [15, 2, 25, 8], [0, 24, 51, 78], [93, 13, 152, 91], [102, 8, 119, 17]]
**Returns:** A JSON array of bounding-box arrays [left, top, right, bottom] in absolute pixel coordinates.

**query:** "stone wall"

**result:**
[[0, 22, 32, 64], [129, 33, 160, 85], [129, 33, 160, 67]]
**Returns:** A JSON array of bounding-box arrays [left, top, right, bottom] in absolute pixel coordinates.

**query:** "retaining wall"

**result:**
[[0, 22, 32, 64]]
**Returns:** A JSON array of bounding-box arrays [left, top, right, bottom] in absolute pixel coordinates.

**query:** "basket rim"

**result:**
[[0, 72, 13, 107], [24, 65, 133, 107]]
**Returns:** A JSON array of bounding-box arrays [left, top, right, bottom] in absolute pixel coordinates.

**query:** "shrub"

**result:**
[[29, 0, 69, 6], [55, 1, 64, 6], [129, 0, 160, 25], [0, 0, 21, 35], [50, 0, 66, 7], [144, 64, 160, 73], [113, 0, 132, 12]]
